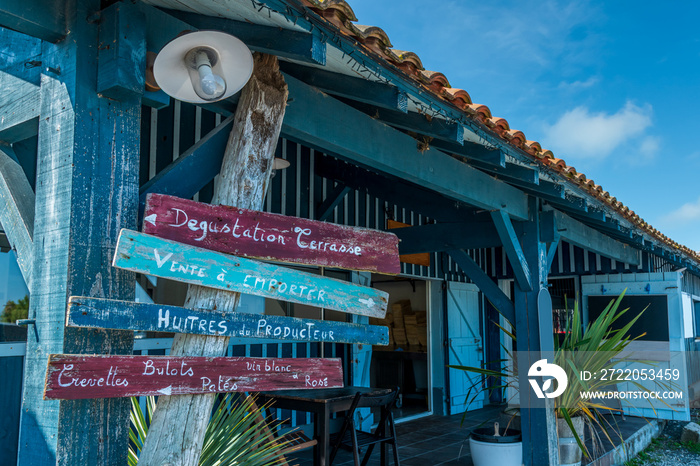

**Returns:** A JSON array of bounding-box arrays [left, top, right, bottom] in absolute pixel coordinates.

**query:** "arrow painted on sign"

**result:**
[[359, 298, 375, 308], [145, 214, 157, 227], [153, 249, 172, 269], [158, 385, 172, 395]]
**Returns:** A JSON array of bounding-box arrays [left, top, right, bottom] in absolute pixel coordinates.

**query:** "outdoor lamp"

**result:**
[[271, 158, 290, 178], [153, 31, 254, 104]]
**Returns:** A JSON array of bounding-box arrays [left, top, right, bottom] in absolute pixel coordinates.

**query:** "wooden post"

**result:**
[[512, 198, 559, 466], [17, 1, 143, 464], [137, 53, 288, 466]]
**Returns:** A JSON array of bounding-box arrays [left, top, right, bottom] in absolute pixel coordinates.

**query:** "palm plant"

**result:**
[[129, 394, 290, 466], [450, 290, 672, 459]]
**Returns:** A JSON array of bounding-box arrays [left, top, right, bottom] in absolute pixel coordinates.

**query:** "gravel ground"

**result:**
[[625, 409, 700, 465]]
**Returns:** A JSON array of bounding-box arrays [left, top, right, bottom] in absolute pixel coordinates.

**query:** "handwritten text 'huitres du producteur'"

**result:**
[[156, 308, 336, 341]]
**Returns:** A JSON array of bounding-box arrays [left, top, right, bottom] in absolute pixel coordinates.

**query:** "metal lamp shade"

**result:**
[[153, 30, 254, 104]]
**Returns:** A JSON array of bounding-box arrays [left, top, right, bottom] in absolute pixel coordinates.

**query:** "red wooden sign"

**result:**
[[143, 193, 400, 274], [44, 354, 343, 400]]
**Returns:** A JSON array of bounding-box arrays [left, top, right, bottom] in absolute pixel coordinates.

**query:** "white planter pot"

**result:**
[[469, 426, 522, 466], [557, 416, 585, 466]]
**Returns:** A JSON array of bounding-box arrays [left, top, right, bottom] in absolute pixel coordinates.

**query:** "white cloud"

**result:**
[[558, 76, 600, 91], [542, 101, 653, 160], [663, 196, 700, 225]]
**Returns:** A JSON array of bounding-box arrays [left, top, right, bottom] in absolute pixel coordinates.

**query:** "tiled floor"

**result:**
[[286, 405, 502, 466], [285, 405, 651, 466]]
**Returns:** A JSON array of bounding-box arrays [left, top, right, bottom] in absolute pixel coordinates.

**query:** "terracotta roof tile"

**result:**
[[301, 0, 700, 265], [466, 103, 492, 121], [443, 88, 471, 109], [486, 117, 510, 137], [419, 70, 450, 91], [523, 140, 542, 156], [386, 49, 424, 73], [349, 24, 393, 54], [505, 129, 526, 148]]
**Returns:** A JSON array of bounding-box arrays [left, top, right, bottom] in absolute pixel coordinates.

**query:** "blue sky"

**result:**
[[346, 0, 700, 251]]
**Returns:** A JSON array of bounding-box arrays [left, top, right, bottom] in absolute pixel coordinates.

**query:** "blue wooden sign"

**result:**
[[113, 229, 388, 318], [67, 297, 389, 345]]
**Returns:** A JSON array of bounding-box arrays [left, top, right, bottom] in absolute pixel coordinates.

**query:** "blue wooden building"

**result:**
[[1, 0, 700, 465]]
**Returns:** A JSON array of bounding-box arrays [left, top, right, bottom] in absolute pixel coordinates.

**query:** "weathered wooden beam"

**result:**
[[548, 208, 640, 266], [344, 100, 463, 144], [0, 69, 40, 144], [315, 154, 478, 222], [393, 219, 500, 254], [280, 61, 407, 112], [512, 199, 559, 466], [0, 1, 67, 42], [17, 1, 141, 462], [447, 249, 514, 322], [138, 116, 233, 214], [429, 138, 505, 167], [491, 210, 532, 291], [316, 183, 351, 221], [0, 147, 33, 288], [165, 9, 326, 66], [469, 159, 539, 185], [137, 54, 289, 466], [96, 3, 146, 101], [282, 74, 529, 221]]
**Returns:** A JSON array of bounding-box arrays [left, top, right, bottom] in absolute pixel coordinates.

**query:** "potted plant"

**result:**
[[451, 290, 661, 466]]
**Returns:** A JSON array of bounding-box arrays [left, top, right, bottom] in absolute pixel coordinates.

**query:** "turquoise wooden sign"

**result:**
[[113, 230, 388, 318], [67, 297, 389, 345]]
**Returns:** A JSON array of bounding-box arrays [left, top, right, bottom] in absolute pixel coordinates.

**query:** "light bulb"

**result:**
[[184, 47, 227, 101], [195, 51, 226, 98]]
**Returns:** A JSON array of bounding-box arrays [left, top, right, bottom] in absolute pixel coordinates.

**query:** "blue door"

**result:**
[[447, 282, 484, 414]]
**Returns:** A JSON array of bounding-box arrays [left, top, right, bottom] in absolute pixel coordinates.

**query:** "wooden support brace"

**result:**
[[138, 116, 233, 216], [547, 208, 640, 266], [316, 184, 351, 221], [0, 69, 40, 144], [447, 249, 514, 323], [491, 210, 532, 291], [394, 219, 500, 254], [166, 10, 327, 66], [282, 73, 529, 221], [0, 0, 67, 42], [342, 101, 463, 143], [280, 61, 407, 112], [0, 147, 33, 289], [137, 54, 288, 466], [315, 155, 477, 222], [96, 3, 146, 101]]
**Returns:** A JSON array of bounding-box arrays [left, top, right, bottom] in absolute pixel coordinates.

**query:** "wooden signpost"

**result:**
[[67, 297, 389, 345], [113, 229, 389, 318], [143, 193, 401, 274], [44, 354, 343, 400]]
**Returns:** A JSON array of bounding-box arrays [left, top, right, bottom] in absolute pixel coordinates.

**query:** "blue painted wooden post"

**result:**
[[512, 198, 559, 466], [351, 271, 374, 431], [17, 1, 143, 464]]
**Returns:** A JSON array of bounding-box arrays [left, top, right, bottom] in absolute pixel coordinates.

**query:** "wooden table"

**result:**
[[257, 386, 392, 466]]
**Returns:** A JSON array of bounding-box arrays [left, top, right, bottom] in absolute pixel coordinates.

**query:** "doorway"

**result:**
[[369, 276, 430, 420]]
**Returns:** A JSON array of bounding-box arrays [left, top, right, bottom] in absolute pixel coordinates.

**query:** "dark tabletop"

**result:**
[[257, 386, 391, 404]]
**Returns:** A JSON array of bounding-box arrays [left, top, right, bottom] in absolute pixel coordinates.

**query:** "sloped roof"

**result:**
[[299, 0, 698, 264]]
